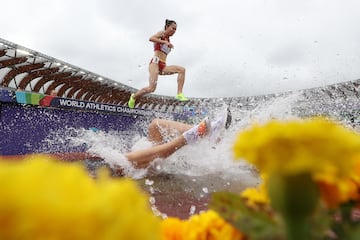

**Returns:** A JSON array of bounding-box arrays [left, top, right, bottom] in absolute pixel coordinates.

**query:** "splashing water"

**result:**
[[40, 91, 345, 218], [39, 93, 306, 181]]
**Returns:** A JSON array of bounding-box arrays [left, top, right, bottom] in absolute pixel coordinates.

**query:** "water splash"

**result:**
[[39, 91, 353, 218], [38, 92, 304, 181]]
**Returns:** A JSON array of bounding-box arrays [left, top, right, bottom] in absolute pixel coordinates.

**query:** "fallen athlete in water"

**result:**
[[124, 109, 232, 168], [0, 109, 232, 172]]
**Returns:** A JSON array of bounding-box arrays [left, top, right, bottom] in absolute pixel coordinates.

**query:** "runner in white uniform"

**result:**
[[122, 108, 232, 168]]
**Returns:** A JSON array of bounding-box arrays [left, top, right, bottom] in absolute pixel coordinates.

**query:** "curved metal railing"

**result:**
[[1, 37, 360, 123]]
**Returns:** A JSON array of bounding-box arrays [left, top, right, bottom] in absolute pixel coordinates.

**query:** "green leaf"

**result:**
[[210, 192, 284, 240]]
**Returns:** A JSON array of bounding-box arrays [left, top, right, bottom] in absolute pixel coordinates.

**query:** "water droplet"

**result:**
[[189, 205, 196, 215]]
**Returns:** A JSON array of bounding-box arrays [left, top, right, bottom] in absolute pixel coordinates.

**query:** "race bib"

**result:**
[[160, 44, 171, 54], [152, 56, 160, 64]]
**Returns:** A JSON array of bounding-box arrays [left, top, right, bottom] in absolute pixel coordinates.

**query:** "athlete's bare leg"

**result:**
[[162, 65, 186, 94], [125, 135, 187, 168], [131, 64, 186, 101], [132, 63, 159, 99], [148, 118, 192, 144], [125, 118, 210, 168]]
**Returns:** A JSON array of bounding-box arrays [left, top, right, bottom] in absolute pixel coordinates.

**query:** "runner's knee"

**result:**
[[148, 85, 156, 92], [148, 119, 158, 132], [179, 66, 185, 74], [148, 119, 163, 142]]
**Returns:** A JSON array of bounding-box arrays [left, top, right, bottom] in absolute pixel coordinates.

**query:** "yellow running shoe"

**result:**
[[175, 93, 189, 101], [128, 94, 135, 108]]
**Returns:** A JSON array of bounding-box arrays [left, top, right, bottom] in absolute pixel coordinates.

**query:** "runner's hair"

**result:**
[[165, 19, 176, 29]]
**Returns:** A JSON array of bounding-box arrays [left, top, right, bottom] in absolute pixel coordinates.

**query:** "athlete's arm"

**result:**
[[149, 31, 172, 47]]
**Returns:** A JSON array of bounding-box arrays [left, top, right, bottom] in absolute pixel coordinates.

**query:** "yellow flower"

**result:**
[[161, 210, 244, 240], [349, 154, 360, 188], [241, 178, 270, 209], [233, 118, 360, 177], [184, 210, 244, 240], [0, 155, 160, 240]]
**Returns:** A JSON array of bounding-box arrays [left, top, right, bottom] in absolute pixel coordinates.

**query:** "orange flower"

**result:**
[[317, 178, 359, 209], [161, 217, 184, 240], [160, 210, 245, 240], [315, 154, 360, 208]]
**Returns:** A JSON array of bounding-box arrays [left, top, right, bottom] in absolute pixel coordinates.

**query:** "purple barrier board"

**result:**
[[0, 88, 196, 156], [0, 88, 15, 102], [0, 102, 147, 155]]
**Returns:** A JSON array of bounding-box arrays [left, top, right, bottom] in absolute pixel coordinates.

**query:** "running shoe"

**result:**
[[175, 93, 189, 101], [183, 117, 210, 144], [208, 109, 232, 143], [128, 94, 135, 108], [208, 115, 227, 143]]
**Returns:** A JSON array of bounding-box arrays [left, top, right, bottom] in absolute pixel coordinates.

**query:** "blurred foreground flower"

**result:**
[[240, 174, 270, 210], [0, 155, 160, 240], [211, 118, 360, 240], [161, 210, 244, 240], [233, 118, 360, 177]]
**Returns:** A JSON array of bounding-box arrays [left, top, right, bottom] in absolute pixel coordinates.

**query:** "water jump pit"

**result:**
[[2, 79, 360, 219], [0, 86, 260, 219]]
